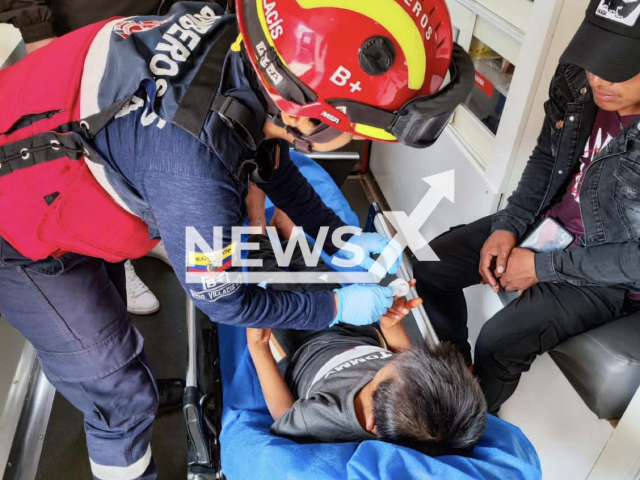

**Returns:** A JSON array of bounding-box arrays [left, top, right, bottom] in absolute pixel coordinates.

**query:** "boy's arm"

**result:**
[[380, 316, 413, 353], [379, 279, 423, 353], [247, 328, 295, 421]]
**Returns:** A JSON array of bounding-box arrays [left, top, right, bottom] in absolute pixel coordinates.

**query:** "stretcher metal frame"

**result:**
[[182, 201, 439, 479], [184, 298, 225, 480], [365, 202, 440, 346]]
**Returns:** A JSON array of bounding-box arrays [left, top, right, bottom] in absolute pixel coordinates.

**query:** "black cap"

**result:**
[[560, 0, 640, 82]]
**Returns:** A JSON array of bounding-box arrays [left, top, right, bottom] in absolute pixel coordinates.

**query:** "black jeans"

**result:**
[[248, 233, 340, 365], [248, 234, 341, 293], [413, 216, 636, 412], [248, 234, 382, 375]]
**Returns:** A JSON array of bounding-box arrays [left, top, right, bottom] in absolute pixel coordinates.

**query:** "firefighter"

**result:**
[[0, 1, 473, 478]]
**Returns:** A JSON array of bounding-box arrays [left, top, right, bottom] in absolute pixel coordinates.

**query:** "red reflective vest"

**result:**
[[0, 22, 158, 262]]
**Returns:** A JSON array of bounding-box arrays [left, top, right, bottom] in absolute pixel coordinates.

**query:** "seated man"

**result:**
[[412, 0, 640, 415], [244, 183, 487, 456]]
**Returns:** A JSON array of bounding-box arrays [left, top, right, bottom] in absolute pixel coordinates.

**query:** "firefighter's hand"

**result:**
[[333, 233, 402, 276], [330, 284, 394, 326]]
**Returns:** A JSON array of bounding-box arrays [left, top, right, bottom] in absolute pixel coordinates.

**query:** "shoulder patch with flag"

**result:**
[[187, 243, 237, 273]]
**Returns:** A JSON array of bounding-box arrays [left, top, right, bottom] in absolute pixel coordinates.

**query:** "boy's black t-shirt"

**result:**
[[271, 329, 395, 443]]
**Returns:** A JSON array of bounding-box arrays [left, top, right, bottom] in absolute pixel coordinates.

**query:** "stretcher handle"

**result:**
[[186, 297, 198, 388], [184, 297, 216, 468]]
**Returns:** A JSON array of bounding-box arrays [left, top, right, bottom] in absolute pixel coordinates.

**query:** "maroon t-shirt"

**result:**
[[546, 109, 640, 244], [545, 109, 640, 299]]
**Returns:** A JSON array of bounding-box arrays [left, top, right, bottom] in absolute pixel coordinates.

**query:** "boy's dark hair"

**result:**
[[372, 341, 487, 456]]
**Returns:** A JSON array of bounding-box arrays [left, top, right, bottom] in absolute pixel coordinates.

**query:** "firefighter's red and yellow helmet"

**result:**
[[237, 0, 474, 148]]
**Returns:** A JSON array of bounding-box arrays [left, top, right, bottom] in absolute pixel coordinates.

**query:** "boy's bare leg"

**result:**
[[246, 182, 296, 239], [246, 181, 267, 234], [271, 207, 297, 240], [244, 184, 307, 363]]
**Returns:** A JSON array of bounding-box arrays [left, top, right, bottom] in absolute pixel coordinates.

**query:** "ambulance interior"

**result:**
[[1, 1, 640, 479]]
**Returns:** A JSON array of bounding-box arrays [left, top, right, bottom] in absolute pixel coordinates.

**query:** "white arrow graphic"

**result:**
[[370, 170, 455, 277]]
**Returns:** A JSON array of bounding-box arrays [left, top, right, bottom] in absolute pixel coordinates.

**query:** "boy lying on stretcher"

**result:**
[[245, 183, 487, 456]]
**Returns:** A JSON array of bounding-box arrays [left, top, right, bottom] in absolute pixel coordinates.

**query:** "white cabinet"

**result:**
[[447, 0, 565, 191], [372, 0, 584, 231], [0, 24, 23, 67]]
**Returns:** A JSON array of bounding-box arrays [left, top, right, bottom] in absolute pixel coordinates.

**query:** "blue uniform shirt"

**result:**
[[91, 3, 345, 329]]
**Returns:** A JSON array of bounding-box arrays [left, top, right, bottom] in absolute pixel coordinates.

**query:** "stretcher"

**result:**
[[183, 151, 542, 480]]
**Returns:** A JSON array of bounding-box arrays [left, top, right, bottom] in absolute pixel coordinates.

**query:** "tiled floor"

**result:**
[[500, 353, 613, 480], [464, 284, 615, 480]]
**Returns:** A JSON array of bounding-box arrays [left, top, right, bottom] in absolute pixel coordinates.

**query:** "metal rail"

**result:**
[[307, 151, 360, 161], [358, 173, 441, 346], [3, 360, 56, 480], [184, 298, 211, 468], [368, 204, 440, 347], [186, 298, 198, 389]]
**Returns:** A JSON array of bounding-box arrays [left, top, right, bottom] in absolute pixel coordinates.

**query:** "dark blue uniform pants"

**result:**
[[0, 239, 158, 480]]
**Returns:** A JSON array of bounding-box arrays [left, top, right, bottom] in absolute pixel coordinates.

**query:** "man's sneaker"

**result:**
[[125, 260, 160, 315], [147, 240, 171, 266]]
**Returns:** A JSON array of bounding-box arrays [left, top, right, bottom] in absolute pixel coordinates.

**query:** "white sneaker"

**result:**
[[125, 260, 160, 315], [147, 240, 171, 266]]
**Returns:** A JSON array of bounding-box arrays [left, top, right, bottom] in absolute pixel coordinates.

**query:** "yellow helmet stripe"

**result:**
[[296, 0, 426, 91], [354, 123, 397, 141]]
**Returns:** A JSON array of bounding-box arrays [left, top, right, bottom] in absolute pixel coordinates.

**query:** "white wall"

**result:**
[[371, 128, 500, 240], [370, 127, 505, 339], [501, 0, 587, 206], [0, 24, 23, 67]]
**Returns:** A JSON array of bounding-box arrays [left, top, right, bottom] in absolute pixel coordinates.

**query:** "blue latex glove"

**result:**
[[330, 284, 394, 326], [333, 232, 402, 276]]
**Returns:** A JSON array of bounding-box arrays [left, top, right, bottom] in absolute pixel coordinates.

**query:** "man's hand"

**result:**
[[479, 230, 518, 292], [499, 248, 538, 295], [246, 328, 272, 348], [25, 37, 56, 54]]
